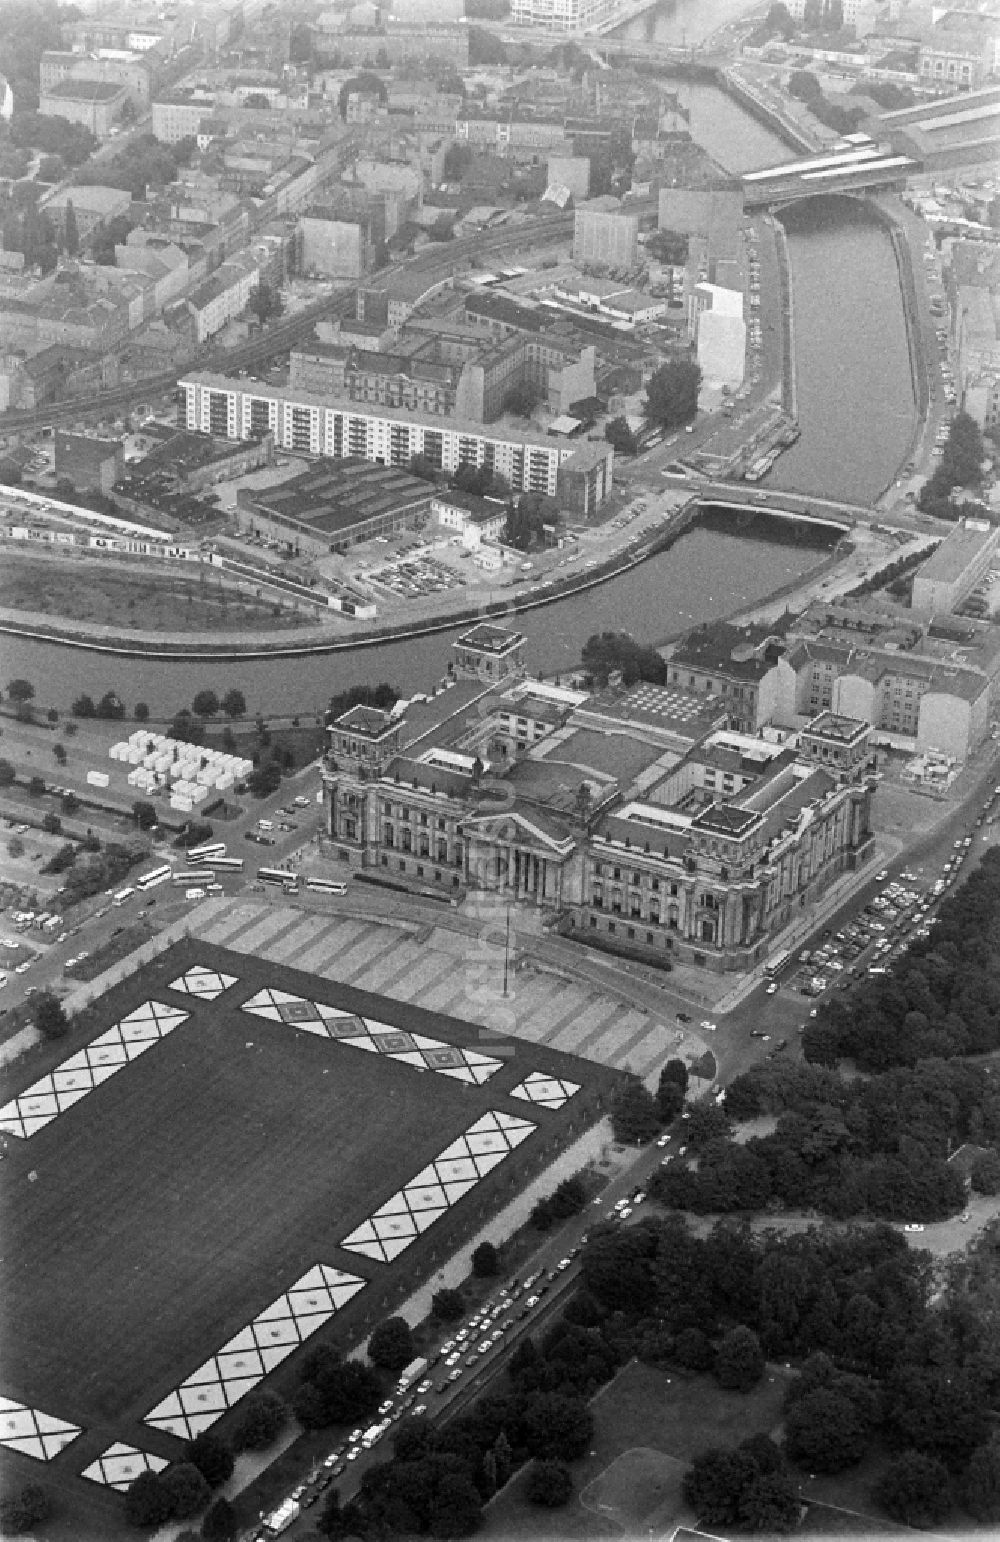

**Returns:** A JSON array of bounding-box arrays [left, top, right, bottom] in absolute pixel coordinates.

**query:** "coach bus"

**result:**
[[137, 864, 172, 891], [204, 854, 244, 872], [187, 842, 226, 862], [259, 867, 299, 887], [763, 947, 792, 979], [172, 868, 214, 886], [306, 876, 348, 896], [111, 887, 136, 907]]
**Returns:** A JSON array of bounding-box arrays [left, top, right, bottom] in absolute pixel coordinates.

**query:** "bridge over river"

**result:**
[[742, 143, 921, 209]]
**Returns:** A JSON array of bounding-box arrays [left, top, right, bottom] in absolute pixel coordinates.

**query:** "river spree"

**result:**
[[0, 526, 831, 717], [769, 199, 917, 504]]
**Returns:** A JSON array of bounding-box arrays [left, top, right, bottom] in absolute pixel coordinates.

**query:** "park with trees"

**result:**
[[572, 1208, 1000, 1531]]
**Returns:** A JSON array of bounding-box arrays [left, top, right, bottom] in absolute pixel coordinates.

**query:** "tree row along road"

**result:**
[[0, 215, 575, 437]]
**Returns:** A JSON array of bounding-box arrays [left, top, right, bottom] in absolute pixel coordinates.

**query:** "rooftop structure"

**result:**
[[911, 520, 1000, 615], [235, 459, 435, 556]]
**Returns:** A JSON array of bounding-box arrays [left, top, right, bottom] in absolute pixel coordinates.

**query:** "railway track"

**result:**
[[0, 215, 573, 437]]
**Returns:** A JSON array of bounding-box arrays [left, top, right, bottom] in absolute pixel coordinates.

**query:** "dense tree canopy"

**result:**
[[610, 1078, 662, 1145], [33, 992, 69, 1040], [918, 412, 986, 517], [644, 358, 701, 429], [604, 415, 638, 455], [231, 1391, 287, 1451], [472, 1242, 499, 1277], [683, 1438, 797, 1532], [526, 1459, 573, 1507], [581, 631, 667, 687], [369, 1317, 415, 1375], [503, 491, 559, 553], [714, 1326, 765, 1392], [875, 1450, 953, 1527], [185, 1431, 233, 1489]]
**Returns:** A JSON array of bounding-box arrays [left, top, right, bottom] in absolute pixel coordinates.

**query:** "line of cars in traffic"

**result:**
[[254, 1261, 583, 1532]]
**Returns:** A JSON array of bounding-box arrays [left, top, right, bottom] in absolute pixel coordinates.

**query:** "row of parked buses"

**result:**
[[110, 846, 348, 906], [258, 868, 348, 896]]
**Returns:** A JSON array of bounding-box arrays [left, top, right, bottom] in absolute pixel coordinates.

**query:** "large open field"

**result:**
[[0, 941, 615, 1532], [0, 551, 307, 632]]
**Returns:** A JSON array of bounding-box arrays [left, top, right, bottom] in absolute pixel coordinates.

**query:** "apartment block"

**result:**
[[181, 373, 604, 501]]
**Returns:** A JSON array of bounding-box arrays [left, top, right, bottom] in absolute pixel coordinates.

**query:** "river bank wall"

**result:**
[[0, 500, 853, 664], [716, 68, 817, 154], [770, 213, 798, 421], [862, 199, 931, 500], [0, 504, 707, 661]]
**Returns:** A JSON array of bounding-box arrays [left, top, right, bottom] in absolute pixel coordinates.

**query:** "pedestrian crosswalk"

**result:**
[[199, 902, 675, 1080]]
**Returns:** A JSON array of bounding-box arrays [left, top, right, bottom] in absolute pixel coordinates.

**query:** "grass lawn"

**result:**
[[0, 941, 614, 1538], [482, 1358, 795, 1541], [580, 1447, 687, 1532], [0, 991, 464, 1428]]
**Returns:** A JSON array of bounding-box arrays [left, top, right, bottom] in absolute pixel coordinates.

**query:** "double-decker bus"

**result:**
[[172, 868, 214, 886], [259, 867, 299, 887], [306, 876, 348, 895], [204, 854, 244, 872], [137, 864, 172, 891], [187, 842, 226, 862]]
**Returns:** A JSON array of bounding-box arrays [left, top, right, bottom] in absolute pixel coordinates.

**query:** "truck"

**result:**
[[262, 1498, 300, 1535], [396, 1356, 428, 1394], [361, 1419, 390, 1449]]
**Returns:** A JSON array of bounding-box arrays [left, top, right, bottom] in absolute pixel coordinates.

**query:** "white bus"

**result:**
[[259, 867, 299, 886], [111, 887, 136, 907], [137, 864, 172, 891], [204, 854, 244, 871], [187, 842, 226, 862], [764, 947, 792, 979], [306, 876, 348, 895], [172, 868, 214, 886]]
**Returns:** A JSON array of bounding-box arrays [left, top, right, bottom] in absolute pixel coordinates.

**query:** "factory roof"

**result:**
[[245, 458, 433, 537]]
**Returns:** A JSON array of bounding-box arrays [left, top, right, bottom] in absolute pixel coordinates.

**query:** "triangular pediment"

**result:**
[[461, 809, 575, 855]]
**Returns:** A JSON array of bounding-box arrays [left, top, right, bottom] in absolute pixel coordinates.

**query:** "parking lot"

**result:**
[[364, 549, 467, 600], [765, 791, 1000, 1033]]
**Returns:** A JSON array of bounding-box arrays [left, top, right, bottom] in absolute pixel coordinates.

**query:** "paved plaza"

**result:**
[[197, 899, 694, 1082]]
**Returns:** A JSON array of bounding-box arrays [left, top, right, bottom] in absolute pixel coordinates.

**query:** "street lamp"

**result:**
[[502, 903, 512, 998]]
